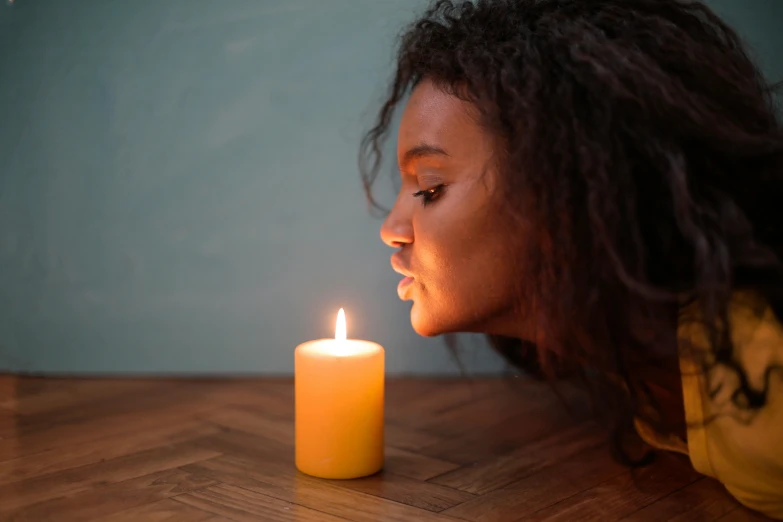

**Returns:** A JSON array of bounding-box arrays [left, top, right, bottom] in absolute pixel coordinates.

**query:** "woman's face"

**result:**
[[381, 79, 530, 338]]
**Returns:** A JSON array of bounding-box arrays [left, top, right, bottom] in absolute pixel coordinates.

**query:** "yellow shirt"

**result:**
[[639, 292, 783, 519]]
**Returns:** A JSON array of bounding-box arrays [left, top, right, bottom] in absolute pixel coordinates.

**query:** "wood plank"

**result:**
[[0, 441, 220, 513], [414, 380, 570, 435], [0, 405, 17, 440], [0, 421, 218, 485], [2, 378, 161, 412], [175, 483, 350, 522], [333, 471, 475, 512], [188, 425, 472, 512], [384, 446, 460, 481], [0, 385, 223, 461], [0, 375, 87, 398], [203, 406, 460, 482], [188, 425, 293, 462], [105, 498, 231, 522], [12, 380, 230, 435], [199, 385, 295, 420], [202, 406, 293, 444], [0, 375, 759, 521], [210, 377, 293, 400], [418, 396, 590, 465], [12, 381, 181, 434], [521, 453, 701, 521], [384, 423, 445, 452], [429, 421, 606, 494], [384, 378, 521, 429], [0, 374, 18, 402], [619, 478, 743, 521], [715, 505, 778, 521], [5, 470, 217, 522], [0, 375, 19, 440], [442, 444, 626, 522], [385, 377, 445, 407], [182, 455, 463, 521]]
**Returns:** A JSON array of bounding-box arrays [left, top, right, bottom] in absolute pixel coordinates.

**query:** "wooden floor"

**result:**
[[0, 375, 770, 521]]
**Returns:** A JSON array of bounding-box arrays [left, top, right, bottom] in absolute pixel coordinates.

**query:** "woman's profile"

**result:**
[[359, 0, 783, 518]]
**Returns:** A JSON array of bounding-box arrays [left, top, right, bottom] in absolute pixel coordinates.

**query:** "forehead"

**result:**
[[397, 80, 484, 157]]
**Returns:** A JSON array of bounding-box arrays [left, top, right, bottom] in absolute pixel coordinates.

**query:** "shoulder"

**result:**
[[678, 291, 783, 519]]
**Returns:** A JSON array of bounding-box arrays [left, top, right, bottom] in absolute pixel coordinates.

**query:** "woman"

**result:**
[[359, 0, 783, 518]]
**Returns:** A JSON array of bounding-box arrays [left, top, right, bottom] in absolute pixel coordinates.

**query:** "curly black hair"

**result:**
[[359, 0, 783, 464]]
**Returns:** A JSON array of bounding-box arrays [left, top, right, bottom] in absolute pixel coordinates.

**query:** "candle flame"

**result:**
[[335, 308, 346, 341]]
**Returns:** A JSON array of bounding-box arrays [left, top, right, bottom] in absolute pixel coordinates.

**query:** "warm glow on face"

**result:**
[[335, 308, 346, 341]]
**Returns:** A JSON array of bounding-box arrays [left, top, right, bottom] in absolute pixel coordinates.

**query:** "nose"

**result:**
[[380, 203, 413, 248]]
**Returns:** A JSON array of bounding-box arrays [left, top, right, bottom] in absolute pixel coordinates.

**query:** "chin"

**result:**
[[409, 298, 514, 338], [409, 301, 454, 337]]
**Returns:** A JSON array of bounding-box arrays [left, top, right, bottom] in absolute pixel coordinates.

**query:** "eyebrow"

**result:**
[[399, 143, 449, 172]]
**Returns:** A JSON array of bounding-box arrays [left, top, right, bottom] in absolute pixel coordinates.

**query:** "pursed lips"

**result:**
[[391, 253, 416, 300], [390, 253, 414, 278]]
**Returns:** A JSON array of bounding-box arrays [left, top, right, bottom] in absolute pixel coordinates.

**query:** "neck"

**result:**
[[487, 301, 687, 436]]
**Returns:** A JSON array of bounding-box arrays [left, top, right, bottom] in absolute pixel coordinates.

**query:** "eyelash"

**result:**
[[412, 184, 445, 206]]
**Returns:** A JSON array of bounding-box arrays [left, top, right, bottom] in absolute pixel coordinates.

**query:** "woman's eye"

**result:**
[[412, 184, 445, 206]]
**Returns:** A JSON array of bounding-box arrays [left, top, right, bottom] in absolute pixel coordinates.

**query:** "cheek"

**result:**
[[411, 236, 518, 336], [411, 214, 461, 290], [413, 207, 512, 307]]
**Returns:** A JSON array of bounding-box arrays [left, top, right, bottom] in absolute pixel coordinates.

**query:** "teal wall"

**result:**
[[0, 0, 780, 375]]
